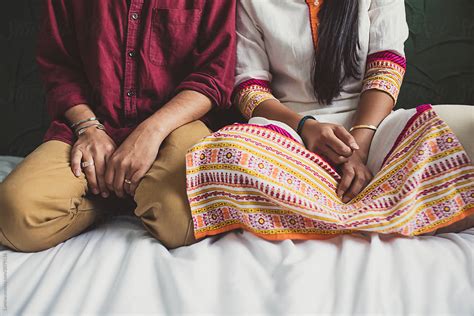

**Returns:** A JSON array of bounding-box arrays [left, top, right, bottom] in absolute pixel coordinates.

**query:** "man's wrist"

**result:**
[[79, 124, 106, 137], [140, 116, 171, 140]]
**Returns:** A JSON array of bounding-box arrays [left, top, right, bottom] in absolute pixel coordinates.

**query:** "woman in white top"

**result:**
[[235, 0, 409, 202], [185, 0, 474, 242]]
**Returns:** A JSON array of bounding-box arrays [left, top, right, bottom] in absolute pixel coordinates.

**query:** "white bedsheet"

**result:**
[[0, 156, 473, 315]]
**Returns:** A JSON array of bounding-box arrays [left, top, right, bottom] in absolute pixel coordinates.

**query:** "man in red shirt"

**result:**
[[0, 0, 236, 252]]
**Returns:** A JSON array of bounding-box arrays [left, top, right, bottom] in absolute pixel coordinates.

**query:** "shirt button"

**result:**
[[128, 51, 136, 58], [131, 13, 139, 20], [127, 90, 135, 97]]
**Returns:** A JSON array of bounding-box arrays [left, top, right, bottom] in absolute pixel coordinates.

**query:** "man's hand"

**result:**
[[71, 128, 117, 197], [301, 120, 360, 165], [104, 122, 164, 198]]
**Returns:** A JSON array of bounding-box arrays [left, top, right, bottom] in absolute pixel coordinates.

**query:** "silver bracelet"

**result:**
[[76, 123, 105, 136], [70, 117, 98, 129]]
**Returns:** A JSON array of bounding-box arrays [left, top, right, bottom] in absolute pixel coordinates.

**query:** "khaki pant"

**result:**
[[0, 121, 211, 252]]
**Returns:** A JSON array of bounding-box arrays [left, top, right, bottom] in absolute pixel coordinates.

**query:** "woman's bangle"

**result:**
[[70, 117, 98, 129], [297, 116, 317, 136], [349, 124, 378, 132], [76, 123, 105, 136]]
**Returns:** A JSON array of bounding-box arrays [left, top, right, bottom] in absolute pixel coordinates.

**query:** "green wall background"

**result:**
[[0, 0, 473, 156]]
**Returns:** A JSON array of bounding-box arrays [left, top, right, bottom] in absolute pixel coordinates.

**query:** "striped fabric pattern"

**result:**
[[257, 124, 298, 142], [186, 105, 474, 240], [362, 51, 407, 103]]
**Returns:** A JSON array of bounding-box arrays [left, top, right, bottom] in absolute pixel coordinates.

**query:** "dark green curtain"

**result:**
[[0, 0, 473, 156], [398, 0, 474, 107]]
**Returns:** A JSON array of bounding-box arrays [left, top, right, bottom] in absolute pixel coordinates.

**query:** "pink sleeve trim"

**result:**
[[233, 79, 276, 119], [362, 51, 407, 104]]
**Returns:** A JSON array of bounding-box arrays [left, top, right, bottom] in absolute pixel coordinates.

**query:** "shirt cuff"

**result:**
[[46, 83, 91, 120], [233, 79, 277, 119], [361, 51, 407, 104], [175, 72, 228, 108]]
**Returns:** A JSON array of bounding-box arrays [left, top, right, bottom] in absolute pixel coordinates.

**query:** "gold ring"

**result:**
[[124, 179, 132, 185], [81, 161, 95, 168]]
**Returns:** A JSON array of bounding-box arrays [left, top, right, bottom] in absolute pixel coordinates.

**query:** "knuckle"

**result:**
[[321, 131, 331, 139], [345, 168, 355, 176], [84, 169, 94, 177], [336, 157, 347, 164], [335, 125, 345, 132], [341, 150, 352, 157], [119, 160, 129, 169], [133, 172, 145, 183]]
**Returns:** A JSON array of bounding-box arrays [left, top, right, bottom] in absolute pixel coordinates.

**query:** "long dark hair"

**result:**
[[313, 0, 360, 104]]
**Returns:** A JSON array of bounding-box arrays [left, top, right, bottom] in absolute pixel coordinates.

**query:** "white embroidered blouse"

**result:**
[[234, 0, 410, 118]]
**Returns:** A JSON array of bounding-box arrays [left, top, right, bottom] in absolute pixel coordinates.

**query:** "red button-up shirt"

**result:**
[[37, 0, 236, 145]]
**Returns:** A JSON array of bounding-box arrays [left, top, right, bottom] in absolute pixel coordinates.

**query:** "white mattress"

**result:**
[[1, 156, 473, 315]]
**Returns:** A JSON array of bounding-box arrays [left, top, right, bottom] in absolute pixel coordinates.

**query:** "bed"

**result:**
[[1, 0, 473, 314], [1, 150, 473, 315]]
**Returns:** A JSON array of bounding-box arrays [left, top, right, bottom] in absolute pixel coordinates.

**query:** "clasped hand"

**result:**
[[300, 120, 373, 203], [70, 123, 162, 198]]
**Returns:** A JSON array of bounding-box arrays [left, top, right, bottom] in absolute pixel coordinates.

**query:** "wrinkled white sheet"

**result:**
[[0, 156, 473, 315]]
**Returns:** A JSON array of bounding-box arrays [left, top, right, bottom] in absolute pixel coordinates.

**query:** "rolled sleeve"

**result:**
[[36, 0, 92, 120], [175, 0, 237, 109]]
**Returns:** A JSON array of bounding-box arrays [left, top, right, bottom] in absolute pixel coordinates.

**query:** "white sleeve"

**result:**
[[367, 0, 409, 56], [235, 0, 272, 86]]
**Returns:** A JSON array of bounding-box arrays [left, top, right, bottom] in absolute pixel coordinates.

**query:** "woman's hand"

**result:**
[[334, 89, 394, 203], [104, 122, 164, 198], [71, 128, 117, 198], [301, 120, 360, 165], [337, 151, 373, 203]]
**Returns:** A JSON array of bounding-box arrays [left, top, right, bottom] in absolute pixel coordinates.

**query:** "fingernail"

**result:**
[[102, 192, 109, 198], [74, 169, 81, 177], [343, 197, 351, 203], [336, 191, 342, 197], [92, 189, 99, 195], [351, 143, 360, 150]]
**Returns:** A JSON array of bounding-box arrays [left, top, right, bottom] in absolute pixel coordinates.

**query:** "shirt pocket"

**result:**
[[149, 8, 201, 66]]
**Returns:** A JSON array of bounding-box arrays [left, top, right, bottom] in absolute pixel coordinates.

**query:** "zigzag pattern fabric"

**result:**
[[186, 105, 474, 240]]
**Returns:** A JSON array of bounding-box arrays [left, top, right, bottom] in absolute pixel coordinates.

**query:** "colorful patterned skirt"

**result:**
[[186, 105, 474, 240]]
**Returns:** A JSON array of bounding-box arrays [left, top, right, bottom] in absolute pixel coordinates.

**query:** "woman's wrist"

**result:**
[[350, 129, 374, 162], [252, 99, 302, 131], [300, 119, 319, 144]]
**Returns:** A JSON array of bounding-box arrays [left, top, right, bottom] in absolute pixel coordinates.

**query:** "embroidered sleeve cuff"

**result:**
[[234, 79, 277, 119], [362, 51, 407, 104]]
